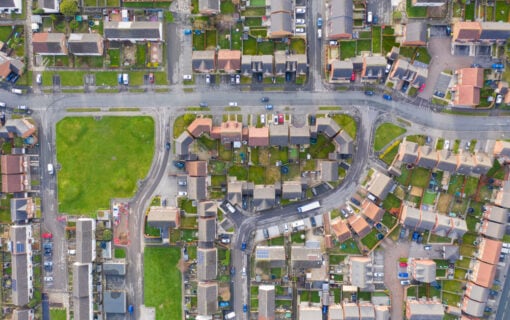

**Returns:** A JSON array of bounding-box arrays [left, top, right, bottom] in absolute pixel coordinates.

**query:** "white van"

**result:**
[[47, 164, 54, 175], [225, 311, 236, 319], [122, 73, 129, 85], [11, 88, 22, 95], [0, 102, 5, 107]]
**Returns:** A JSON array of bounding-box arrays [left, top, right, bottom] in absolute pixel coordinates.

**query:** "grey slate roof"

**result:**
[[198, 201, 217, 218], [10, 198, 32, 223], [334, 130, 354, 155], [327, 0, 354, 39], [68, 33, 103, 55], [76, 218, 95, 263], [12, 254, 29, 306], [73, 262, 91, 298], [192, 50, 216, 72], [197, 248, 217, 281], [291, 245, 322, 269], [12, 309, 33, 320], [404, 22, 427, 44], [258, 285, 276, 319], [198, 217, 216, 244], [255, 246, 286, 267], [0, 0, 16, 7], [399, 140, 419, 164], [289, 125, 310, 145], [198, 0, 220, 13], [270, 12, 293, 37], [104, 290, 127, 314], [330, 60, 354, 81], [197, 282, 218, 315], [417, 145, 437, 168], [104, 21, 163, 41], [74, 296, 91, 320], [282, 181, 302, 199], [479, 22, 510, 40], [103, 262, 126, 276], [227, 180, 243, 205], [147, 206, 180, 233], [316, 117, 341, 138], [187, 176, 207, 201], [175, 131, 194, 156], [42, 0, 56, 9], [269, 124, 289, 146], [363, 56, 386, 80], [320, 160, 339, 181], [253, 185, 276, 210]]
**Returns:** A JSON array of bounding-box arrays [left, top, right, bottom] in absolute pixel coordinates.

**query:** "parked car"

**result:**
[[236, 74, 240, 84], [419, 83, 426, 92], [205, 74, 210, 84], [296, 19, 305, 24], [364, 90, 374, 96], [260, 114, 266, 124], [296, 7, 306, 13], [444, 140, 450, 150], [399, 262, 408, 267], [178, 179, 187, 186], [317, 17, 323, 28], [42, 233, 53, 240], [350, 72, 356, 81], [278, 114, 284, 124], [229, 101, 238, 107], [295, 27, 305, 33], [382, 94, 392, 101], [385, 64, 392, 73], [317, 29, 322, 39], [241, 242, 247, 251], [400, 280, 411, 285], [36, 74, 42, 84], [261, 97, 269, 103], [309, 115, 316, 125], [243, 304, 248, 313], [178, 191, 187, 196], [398, 272, 409, 278], [496, 94, 503, 105], [265, 104, 273, 110], [148, 73, 154, 83], [165, 141, 171, 151], [199, 102, 208, 107], [44, 277, 53, 282]]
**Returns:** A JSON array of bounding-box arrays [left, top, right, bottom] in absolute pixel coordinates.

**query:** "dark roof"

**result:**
[[198, 217, 216, 244], [68, 33, 103, 55], [12, 254, 29, 306], [187, 176, 207, 201], [197, 248, 217, 281], [404, 22, 427, 44], [74, 296, 91, 320], [197, 282, 218, 315], [73, 263, 91, 298], [76, 218, 94, 263], [103, 290, 127, 314], [103, 262, 126, 276], [198, 201, 217, 218], [289, 125, 310, 145], [12, 309, 32, 320], [0, 0, 16, 7], [192, 50, 216, 72], [327, 0, 353, 39], [32, 33, 66, 54], [331, 60, 353, 80], [175, 131, 194, 156], [10, 198, 30, 223], [104, 21, 162, 41], [270, 124, 289, 146], [43, 0, 56, 9]]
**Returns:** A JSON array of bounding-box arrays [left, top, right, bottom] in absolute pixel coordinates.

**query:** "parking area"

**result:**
[[367, 0, 392, 25]]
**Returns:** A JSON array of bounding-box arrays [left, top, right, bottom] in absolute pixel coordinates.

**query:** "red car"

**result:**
[[148, 73, 154, 84], [350, 72, 356, 82], [42, 233, 53, 240], [419, 83, 426, 92], [399, 262, 408, 267], [278, 114, 284, 124]]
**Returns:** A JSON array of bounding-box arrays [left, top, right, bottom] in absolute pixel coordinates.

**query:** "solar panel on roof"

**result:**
[[16, 243, 25, 253], [256, 249, 269, 259], [12, 279, 16, 291]]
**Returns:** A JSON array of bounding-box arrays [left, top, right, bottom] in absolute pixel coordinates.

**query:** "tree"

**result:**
[[59, 0, 78, 17], [70, 20, 79, 31]]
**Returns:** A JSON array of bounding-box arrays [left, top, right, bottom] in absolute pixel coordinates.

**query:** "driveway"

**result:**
[[421, 38, 474, 100], [380, 237, 410, 320]]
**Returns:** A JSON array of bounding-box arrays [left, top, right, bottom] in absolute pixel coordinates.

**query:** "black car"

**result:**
[[364, 90, 374, 96], [309, 115, 316, 126], [199, 102, 208, 107], [165, 141, 171, 151], [261, 97, 269, 103]]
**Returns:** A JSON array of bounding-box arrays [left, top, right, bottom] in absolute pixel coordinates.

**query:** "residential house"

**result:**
[[248, 126, 269, 147], [402, 22, 427, 46], [411, 259, 436, 283], [343, 302, 360, 320], [217, 50, 241, 73], [330, 217, 352, 242], [241, 54, 274, 77], [12, 309, 34, 320], [457, 151, 475, 175], [347, 215, 371, 238], [1, 174, 25, 193], [374, 305, 391, 320], [329, 304, 344, 320], [269, 124, 289, 147], [187, 161, 207, 177], [333, 130, 354, 156], [227, 180, 243, 206], [398, 140, 419, 164], [41, 0, 59, 13], [73, 262, 93, 320], [461, 296, 486, 318], [298, 302, 322, 319], [365, 170, 393, 200], [258, 285, 276, 320], [495, 181, 510, 208], [0, 0, 22, 13], [387, 46, 400, 62], [417, 145, 438, 169], [290, 245, 323, 270], [269, 0, 293, 38], [103, 261, 126, 276], [197, 282, 218, 316], [436, 149, 458, 172], [477, 238, 502, 265], [10, 225, 33, 306], [274, 51, 287, 75], [470, 260, 496, 288], [187, 176, 207, 201], [1, 155, 25, 175], [192, 50, 216, 73], [405, 300, 444, 320], [198, 0, 220, 15], [147, 206, 180, 238], [448, 216, 468, 240], [361, 56, 386, 83], [320, 160, 339, 182], [103, 21, 163, 42], [32, 33, 68, 55], [188, 118, 213, 138], [197, 248, 217, 281], [68, 33, 104, 56], [348, 256, 372, 290], [286, 54, 308, 75], [289, 125, 310, 145], [316, 117, 341, 138], [282, 181, 302, 200], [255, 246, 286, 268], [480, 219, 505, 240], [76, 218, 96, 264], [400, 205, 422, 231], [465, 281, 489, 303], [472, 152, 493, 175], [10, 198, 35, 224], [359, 302, 376, 319], [412, 0, 446, 6], [253, 185, 276, 210], [483, 205, 507, 224], [103, 290, 127, 315], [330, 60, 354, 83], [175, 131, 194, 156], [2, 119, 36, 139], [198, 201, 217, 218], [220, 121, 243, 144], [452, 68, 484, 107], [198, 217, 216, 244], [0, 51, 24, 80], [326, 0, 353, 40], [493, 140, 510, 157], [361, 200, 384, 224], [432, 214, 453, 237]]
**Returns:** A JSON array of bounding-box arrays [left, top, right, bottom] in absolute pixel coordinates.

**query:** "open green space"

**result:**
[[410, 167, 430, 188], [372, 26, 382, 53], [340, 41, 357, 59], [465, 2, 476, 21], [144, 247, 182, 320], [406, 0, 427, 18], [496, 0, 510, 22], [57, 117, 154, 215], [487, 159, 506, 180], [221, 0, 236, 14], [114, 247, 126, 259], [422, 190, 436, 205], [374, 123, 407, 151], [50, 309, 67, 320], [361, 229, 381, 249], [382, 212, 397, 228], [331, 114, 357, 139]]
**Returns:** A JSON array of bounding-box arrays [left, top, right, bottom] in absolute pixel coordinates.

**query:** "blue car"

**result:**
[[492, 63, 504, 69], [241, 242, 247, 251], [398, 272, 409, 278], [364, 90, 374, 96], [383, 94, 392, 101], [128, 305, 134, 314], [243, 304, 248, 313]]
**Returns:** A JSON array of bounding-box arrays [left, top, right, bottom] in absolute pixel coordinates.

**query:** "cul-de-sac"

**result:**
[[3, 1, 510, 320]]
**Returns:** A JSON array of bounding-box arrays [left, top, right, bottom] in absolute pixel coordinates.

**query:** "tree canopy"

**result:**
[[60, 0, 78, 17]]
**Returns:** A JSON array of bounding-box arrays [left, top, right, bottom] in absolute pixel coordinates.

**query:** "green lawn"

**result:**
[[290, 38, 306, 54], [464, 176, 479, 197], [422, 190, 436, 205], [308, 134, 335, 159], [381, 212, 397, 228], [221, 0, 235, 14], [487, 159, 506, 180], [95, 71, 119, 86], [329, 254, 346, 264], [50, 309, 67, 320], [136, 44, 147, 67], [42, 71, 85, 86], [361, 229, 381, 249], [465, 2, 476, 21], [411, 167, 430, 188], [144, 247, 182, 320], [331, 114, 357, 139], [340, 41, 357, 59], [114, 248, 126, 258], [374, 123, 407, 151], [496, 0, 510, 22], [382, 193, 401, 210], [357, 39, 371, 53], [57, 117, 154, 215], [406, 0, 427, 18], [229, 165, 248, 180], [336, 239, 361, 254], [372, 26, 382, 53]]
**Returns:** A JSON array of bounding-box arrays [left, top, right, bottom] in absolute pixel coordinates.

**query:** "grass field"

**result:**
[[144, 247, 182, 320], [374, 123, 407, 151], [57, 117, 154, 215], [383, 193, 402, 211], [331, 114, 357, 139], [50, 309, 66, 320]]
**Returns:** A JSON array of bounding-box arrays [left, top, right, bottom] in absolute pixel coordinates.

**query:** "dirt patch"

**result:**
[[437, 193, 452, 213], [219, 283, 231, 301], [123, 43, 136, 66]]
